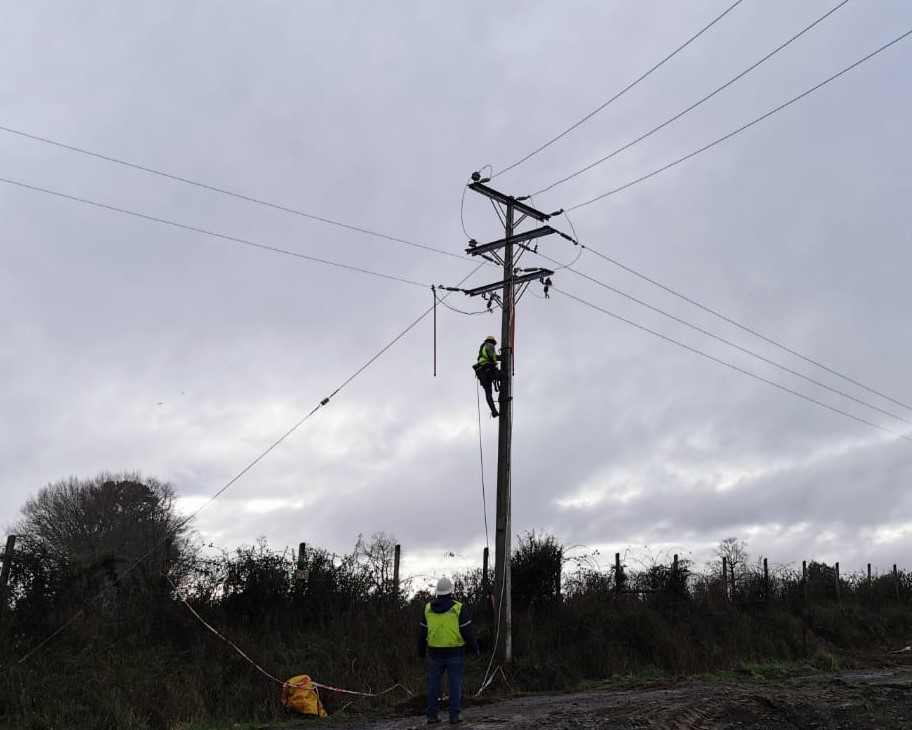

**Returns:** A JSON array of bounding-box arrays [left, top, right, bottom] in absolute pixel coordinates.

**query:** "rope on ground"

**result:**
[[165, 574, 412, 698], [476, 577, 508, 696], [475, 665, 513, 697]]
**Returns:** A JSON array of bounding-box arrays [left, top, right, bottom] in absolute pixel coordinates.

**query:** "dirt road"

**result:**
[[327, 663, 912, 729]]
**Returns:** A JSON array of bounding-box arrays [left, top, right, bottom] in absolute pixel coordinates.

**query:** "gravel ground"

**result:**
[[320, 656, 912, 729]]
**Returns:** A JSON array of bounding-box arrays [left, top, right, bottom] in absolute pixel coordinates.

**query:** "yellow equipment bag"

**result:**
[[281, 674, 328, 717]]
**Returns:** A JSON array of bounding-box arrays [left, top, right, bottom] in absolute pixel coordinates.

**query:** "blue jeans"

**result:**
[[426, 653, 464, 721]]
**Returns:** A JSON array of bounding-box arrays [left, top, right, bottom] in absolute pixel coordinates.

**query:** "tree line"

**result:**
[[3, 473, 912, 730]]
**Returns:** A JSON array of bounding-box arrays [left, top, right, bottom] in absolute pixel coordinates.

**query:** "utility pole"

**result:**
[[463, 173, 555, 661]]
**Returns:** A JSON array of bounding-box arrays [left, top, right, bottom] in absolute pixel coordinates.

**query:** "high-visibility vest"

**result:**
[[477, 343, 497, 368], [425, 601, 465, 648]]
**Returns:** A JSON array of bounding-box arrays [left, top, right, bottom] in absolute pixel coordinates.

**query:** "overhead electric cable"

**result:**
[[567, 27, 912, 211], [493, 0, 747, 179], [574, 243, 912, 413], [525, 233, 912, 415], [535, 0, 850, 195], [553, 286, 912, 444], [438, 298, 491, 316], [0, 176, 430, 288], [0, 124, 467, 262], [17, 264, 486, 665], [535, 251, 912, 426]]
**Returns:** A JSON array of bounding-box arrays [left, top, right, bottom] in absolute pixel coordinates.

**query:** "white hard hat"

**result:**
[[435, 577, 454, 596]]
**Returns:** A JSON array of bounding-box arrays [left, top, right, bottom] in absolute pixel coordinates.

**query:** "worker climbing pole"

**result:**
[[461, 172, 556, 661], [473, 334, 501, 418]]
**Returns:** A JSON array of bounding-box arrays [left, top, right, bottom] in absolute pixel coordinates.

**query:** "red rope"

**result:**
[[165, 575, 412, 697]]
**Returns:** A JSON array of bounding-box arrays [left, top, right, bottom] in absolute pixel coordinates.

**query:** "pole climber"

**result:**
[[472, 335, 501, 418]]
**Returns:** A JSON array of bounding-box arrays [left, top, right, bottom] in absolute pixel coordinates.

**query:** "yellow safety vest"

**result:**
[[425, 601, 465, 648], [477, 343, 497, 367]]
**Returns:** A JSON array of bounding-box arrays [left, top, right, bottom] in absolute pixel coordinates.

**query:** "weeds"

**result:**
[[3, 534, 912, 729]]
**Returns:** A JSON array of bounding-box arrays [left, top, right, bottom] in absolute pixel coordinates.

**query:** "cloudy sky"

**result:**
[[3, 1, 911, 586]]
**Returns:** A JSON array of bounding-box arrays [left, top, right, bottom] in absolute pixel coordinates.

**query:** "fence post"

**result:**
[[482, 547, 489, 597], [615, 553, 623, 596], [835, 562, 841, 603], [160, 537, 173, 598], [162, 538, 173, 573], [0, 535, 16, 611], [556, 558, 562, 602], [295, 542, 308, 587], [722, 557, 728, 600], [763, 557, 769, 601], [894, 564, 899, 601], [393, 544, 401, 599], [1, 535, 16, 588], [802, 560, 808, 655]]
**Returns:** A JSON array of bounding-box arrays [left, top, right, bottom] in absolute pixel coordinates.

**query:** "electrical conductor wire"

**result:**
[[568, 242, 912, 414], [17, 265, 486, 664], [0, 176, 429, 288], [493, 0, 747, 179], [553, 286, 912, 444], [567, 27, 912, 211], [537, 250, 912, 426], [534, 0, 850, 196], [0, 124, 467, 262]]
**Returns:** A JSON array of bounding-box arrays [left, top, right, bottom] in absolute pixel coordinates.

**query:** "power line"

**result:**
[[493, 0, 747, 179], [535, 0, 850, 196], [0, 124, 467, 262], [0, 176, 430, 288], [526, 235, 912, 418], [567, 27, 912, 211], [574, 243, 912, 413], [17, 264, 485, 665], [545, 252, 912, 427], [553, 286, 912, 444], [438, 298, 491, 316]]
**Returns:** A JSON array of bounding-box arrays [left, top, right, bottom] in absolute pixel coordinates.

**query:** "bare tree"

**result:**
[[710, 537, 750, 595], [352, 531, 398, 596]]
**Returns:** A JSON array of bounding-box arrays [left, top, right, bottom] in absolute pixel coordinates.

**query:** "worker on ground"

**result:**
[[418, 576, 480, 725], [473, 335, 501, 418]]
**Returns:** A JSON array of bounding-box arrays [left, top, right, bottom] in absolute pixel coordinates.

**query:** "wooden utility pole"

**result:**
[[463, 174, 556, 662]]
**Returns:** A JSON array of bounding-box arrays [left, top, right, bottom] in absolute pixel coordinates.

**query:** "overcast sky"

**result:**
[[3, 1, 911, 588]]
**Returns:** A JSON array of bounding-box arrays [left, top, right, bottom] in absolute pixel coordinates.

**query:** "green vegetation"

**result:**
[[2, 477, 912, 729]]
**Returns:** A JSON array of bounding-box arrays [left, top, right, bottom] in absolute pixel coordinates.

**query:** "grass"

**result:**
[[6, 544, 912, 729]]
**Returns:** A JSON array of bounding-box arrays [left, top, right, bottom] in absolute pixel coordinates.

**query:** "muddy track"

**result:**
[[321, 662, 912, 729]]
